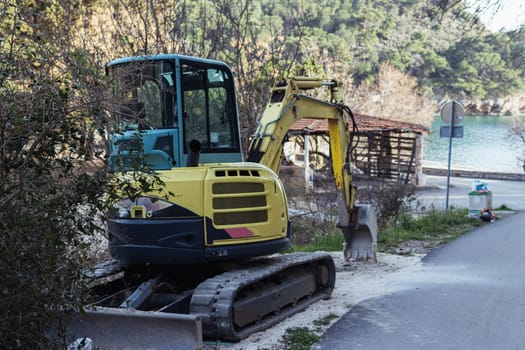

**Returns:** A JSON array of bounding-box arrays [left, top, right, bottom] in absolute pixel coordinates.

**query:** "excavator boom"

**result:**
[[248, 77, 377, 260]]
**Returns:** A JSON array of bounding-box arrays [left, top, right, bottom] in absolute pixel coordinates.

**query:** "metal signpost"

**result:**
[[439, 100, 464, 210]]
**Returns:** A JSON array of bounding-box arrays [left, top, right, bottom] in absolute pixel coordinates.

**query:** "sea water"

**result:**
[[423, 115, 525, 173]]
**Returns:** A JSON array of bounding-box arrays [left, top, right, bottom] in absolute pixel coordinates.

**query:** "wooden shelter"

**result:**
[[287, 114, 430, 185]]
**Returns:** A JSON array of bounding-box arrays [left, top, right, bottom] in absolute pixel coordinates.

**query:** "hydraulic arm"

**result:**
[[247, 77, 377, 260]]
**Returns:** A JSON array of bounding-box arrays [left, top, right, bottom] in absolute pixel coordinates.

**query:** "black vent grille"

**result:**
[[212, 181, 268, 226]]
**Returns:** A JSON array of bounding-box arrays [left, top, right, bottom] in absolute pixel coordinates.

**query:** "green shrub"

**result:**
[[0, 6, 109, 347], [378, 208, 483, 252], [290, 207, 483, 254], [280, 327, 320, 350], [290, 218, 344, 252]]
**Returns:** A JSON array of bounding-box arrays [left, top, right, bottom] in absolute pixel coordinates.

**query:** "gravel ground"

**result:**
[[202, 251, 424, 350]]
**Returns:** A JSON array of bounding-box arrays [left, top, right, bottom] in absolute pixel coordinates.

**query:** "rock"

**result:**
[[68, 338, 93, 350], [463, 93, 525, 116]]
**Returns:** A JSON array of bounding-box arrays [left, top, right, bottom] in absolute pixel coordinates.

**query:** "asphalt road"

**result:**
[[313, 210, 525, 350], [414, 175, 525, 211]]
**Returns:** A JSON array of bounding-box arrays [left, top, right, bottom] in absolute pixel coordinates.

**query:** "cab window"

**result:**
[[181, 62, 239, 153]]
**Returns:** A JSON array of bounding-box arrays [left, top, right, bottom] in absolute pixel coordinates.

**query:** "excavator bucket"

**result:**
[[66, 307, 203, 350], [343, 204, 378, 262]]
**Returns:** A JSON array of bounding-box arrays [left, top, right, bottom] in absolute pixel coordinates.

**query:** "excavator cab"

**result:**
[[107, 55, 243, 171]]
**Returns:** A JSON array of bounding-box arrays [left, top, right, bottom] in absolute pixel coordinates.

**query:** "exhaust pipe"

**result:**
[[186, 140, 201, 167]]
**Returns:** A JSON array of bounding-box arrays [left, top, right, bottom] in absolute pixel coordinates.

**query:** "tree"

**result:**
[[349, 63, 435, 126], [0, 2, 109, 348], [435, 36, 524, 99]]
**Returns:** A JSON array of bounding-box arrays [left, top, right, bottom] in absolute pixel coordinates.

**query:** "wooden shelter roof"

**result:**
[[288, 113, 429, 135]]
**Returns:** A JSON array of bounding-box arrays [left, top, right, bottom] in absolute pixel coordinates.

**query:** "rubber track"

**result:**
[[190, 251, 336, 341]]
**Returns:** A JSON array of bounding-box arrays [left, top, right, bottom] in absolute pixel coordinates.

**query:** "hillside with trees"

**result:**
[[72, 1, 524, 125]]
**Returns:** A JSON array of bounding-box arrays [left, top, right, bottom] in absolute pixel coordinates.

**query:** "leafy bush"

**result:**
[[0, 79, 109, 349], [290, 217, 344, 252], [356, 180, 416, 227], [0, 4, 109, 348]]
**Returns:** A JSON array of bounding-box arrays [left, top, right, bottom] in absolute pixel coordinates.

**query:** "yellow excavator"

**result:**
[[66, 54, 377, 349]]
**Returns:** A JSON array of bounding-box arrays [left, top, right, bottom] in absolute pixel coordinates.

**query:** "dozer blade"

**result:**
[[66, 307, 202, 350], [343, 204, 378, 261]]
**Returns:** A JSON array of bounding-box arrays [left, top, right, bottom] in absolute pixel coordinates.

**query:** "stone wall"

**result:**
[[422, 166, 525, 181]]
